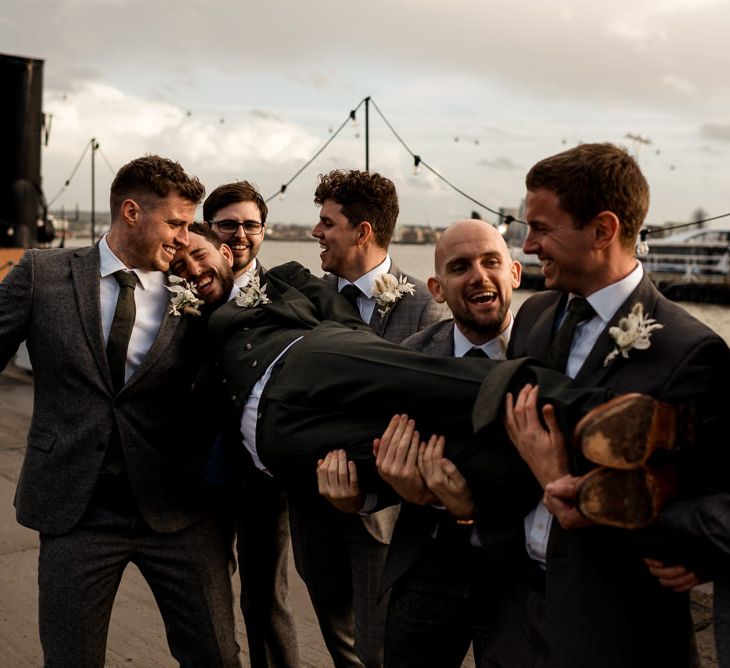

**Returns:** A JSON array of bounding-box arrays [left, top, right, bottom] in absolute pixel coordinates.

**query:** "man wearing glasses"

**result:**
[[204, 181, 267, 288], [204, 182, 300, 668]]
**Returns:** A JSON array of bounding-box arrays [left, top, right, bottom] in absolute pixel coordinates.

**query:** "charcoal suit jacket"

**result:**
[[0, 245, 206, 535], [509, 273, 730, 668]]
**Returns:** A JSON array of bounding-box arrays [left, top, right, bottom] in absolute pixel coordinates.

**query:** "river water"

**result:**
[[260, 240, 730, 344]]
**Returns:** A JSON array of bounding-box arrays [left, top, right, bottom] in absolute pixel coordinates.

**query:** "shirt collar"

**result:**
[[581, 262, 644, 324], [99, 234, 167, 292], [453, 312, 513, 359], [337, 255, 391, 297]]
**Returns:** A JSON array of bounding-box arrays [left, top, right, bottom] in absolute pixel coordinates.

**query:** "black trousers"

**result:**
[[257, 323, 611, 513]]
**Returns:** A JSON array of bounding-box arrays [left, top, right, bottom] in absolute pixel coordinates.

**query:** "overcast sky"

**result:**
[[3, 0, 730, 229]]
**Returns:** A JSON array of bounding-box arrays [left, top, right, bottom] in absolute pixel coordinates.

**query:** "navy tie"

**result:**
[[546, 297, 595, 372], [340, 284, 362, 313]]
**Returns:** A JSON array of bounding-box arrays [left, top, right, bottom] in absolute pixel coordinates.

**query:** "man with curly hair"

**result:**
[[292, 169, 447, 666]]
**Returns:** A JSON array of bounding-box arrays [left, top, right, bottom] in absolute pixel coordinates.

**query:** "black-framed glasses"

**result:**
[[209, 219, 264, 236]]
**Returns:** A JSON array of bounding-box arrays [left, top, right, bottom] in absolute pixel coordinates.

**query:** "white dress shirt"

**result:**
[[337, 255, 391, 323], [99, 235, 169, 383], [453, 315, 513, 360], [232, 259, 258, 292], [524, 262, 644, 564], [240, 337, 303, 473], [445, 318, 513, 546]]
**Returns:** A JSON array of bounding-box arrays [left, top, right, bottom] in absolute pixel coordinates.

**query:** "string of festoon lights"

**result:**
[[264, 96, 730, 255], [48, 96, 730, 258]]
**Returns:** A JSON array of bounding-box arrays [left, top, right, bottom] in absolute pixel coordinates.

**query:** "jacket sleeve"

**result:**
[[0, 251, 33, 372], [270, 261, 369, 330]]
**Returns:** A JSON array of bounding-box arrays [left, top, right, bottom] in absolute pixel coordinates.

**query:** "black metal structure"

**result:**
[[0, 52, 50, 248]]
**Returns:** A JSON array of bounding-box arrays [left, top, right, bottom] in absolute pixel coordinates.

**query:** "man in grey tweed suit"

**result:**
[[0, 156, 240, 666], [291, 169, 448, 667]]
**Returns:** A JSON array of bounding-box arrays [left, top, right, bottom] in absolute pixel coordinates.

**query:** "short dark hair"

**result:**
[[188, 221, 223, 249], [313, 170, 399, 248], [203, 181, 268, 225], [526, 143, 649, 250], [110, 155, 204, 218]]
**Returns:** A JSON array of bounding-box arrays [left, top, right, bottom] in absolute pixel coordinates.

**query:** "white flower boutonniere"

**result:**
[[166, 275, 204, 316], [603, 303, 663, 367], [373, 273, 416, 317], [234, 273, 271, 308]]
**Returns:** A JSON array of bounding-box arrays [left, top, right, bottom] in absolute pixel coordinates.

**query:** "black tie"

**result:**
[[340, 284, 362, 313], [464, 347, 488, 358], [546, 297, 595, 372], [106, 270, 137, 391]]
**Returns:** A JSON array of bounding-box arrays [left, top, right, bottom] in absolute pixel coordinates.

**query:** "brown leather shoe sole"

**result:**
[[576, 466, 677, 529], [574, 393, 682, 469]]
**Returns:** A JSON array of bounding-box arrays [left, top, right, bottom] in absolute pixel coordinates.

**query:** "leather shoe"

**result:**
[[573, 393, 693, 469], [576, 465, 677, 529]]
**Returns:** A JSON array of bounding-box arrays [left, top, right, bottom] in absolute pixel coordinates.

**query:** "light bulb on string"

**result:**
[[412, 155, 421, 175], [278, 184, 287, 201], [637, 230, 649, 258], [349, 109, 357, 128], [497, 215, 514, 236]]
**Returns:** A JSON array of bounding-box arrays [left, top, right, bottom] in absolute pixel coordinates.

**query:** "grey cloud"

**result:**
[[700, 124, 730, 143], [477, 157, 520, 170]]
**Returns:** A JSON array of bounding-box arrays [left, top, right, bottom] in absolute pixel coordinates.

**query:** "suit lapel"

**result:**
[[369, 261, 407, 336], [70, 245, 109, 383], [574, 275, 659, 386], [427, 321, 455, 356], [525, 293, 565, 361], [124, 307, 184, 390]]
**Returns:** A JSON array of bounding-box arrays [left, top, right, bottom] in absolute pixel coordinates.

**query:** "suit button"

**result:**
[[251, 360, 258, 368], [222, 378, 227, 384], [245, 343, 252, 350], [231, 394, 237, 401], [257, 412, 262, 419]]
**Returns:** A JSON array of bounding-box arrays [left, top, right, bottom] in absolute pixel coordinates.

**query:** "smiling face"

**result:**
[[209, 200, 265, 277], [311, 199, 363, 280], [169, 232, 234, 306], [429, 220, 521, 345], [523, 188, 599, 295], [113, 193, 198, 272]]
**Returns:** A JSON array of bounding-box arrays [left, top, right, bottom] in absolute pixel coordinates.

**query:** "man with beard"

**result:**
[[173, 206, 301, 668], [318, 219, 525, 667]]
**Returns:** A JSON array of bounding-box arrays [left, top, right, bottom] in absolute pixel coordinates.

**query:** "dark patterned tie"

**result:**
[[464, 347, 488, 358], [106, 270, 138, 391], [546, 297, 596, 372], [340, 284, 362, 313]]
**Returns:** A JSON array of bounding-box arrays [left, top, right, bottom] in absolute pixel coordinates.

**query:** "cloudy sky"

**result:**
[[3, 0, 730, 229]]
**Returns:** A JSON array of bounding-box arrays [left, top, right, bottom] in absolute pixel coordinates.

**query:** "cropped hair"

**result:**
[[314, 170, 399, 247], [188, 221, 223, 248], [203, 181, 268, 225], [110, 155, 204, 218], [526, 143, 649, 250]]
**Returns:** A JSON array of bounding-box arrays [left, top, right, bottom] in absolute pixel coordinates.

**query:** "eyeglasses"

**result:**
[[209, 219, 264, 236]]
